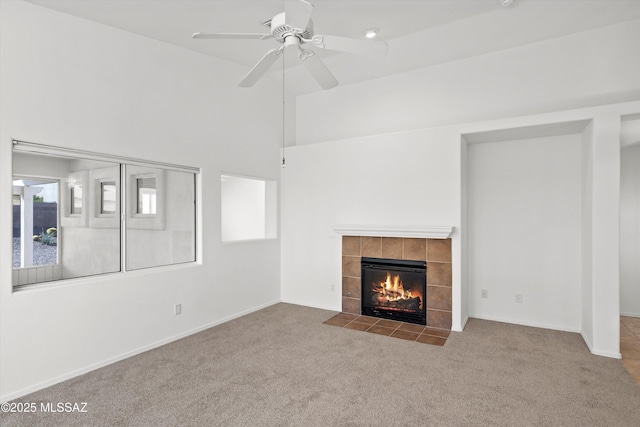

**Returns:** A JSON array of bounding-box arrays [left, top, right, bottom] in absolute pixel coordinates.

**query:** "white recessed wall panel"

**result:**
[[620, 143, 640, 317], [221, 175, 266, 242], [467, 134, 582, 331], [220, 174, 278, 242]]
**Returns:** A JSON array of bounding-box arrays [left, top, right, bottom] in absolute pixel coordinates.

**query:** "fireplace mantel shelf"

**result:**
[[333, 224, 454, 239]]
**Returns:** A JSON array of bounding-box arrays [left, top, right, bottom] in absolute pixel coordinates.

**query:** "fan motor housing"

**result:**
[[270, 12, 313, 43]]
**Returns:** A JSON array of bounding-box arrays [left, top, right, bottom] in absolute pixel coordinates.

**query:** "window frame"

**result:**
[[11, 140, 200, 291]]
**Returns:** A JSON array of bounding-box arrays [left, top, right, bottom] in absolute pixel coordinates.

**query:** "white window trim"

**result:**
[[13, 140, 199, 174]]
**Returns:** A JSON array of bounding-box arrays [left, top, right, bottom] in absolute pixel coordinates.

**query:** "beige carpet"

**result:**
[[2, 303, 639, 426]]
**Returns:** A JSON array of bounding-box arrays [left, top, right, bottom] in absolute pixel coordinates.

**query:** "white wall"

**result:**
[[581, 123, 594, 348], [460, 138, 469, 328], [467, 135, 582, 331], [0, 0, 282, 401], [620, 143, 640, 316], [281, 126, 463, 322], [296, 19, 640, 145], [589, 114, 622, 357]]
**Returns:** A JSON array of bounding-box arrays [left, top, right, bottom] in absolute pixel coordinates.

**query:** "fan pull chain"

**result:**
[[282, 49, 286, 168]]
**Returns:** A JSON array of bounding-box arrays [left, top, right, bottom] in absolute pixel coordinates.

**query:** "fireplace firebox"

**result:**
[[361, 257, 427, 325]]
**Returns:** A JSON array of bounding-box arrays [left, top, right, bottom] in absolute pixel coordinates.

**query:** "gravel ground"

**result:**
[[12, 237, 58, 267]]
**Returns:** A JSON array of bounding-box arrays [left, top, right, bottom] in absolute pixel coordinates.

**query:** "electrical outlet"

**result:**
[[515, 294, 523, 303], [481, 289, 488, 298], [330, 284, 336, 292], [174, 303, 182, 315]]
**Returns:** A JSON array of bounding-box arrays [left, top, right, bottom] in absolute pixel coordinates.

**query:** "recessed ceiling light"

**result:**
[[499, 0, 514, 7], [364, 28, 379, 39]]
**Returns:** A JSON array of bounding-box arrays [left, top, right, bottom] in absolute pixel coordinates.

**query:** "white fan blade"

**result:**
[[239, 47, 283, 87], [285, 0, 314, 31], [192, 32, 270, 40], [299, 49, 338, 90], [311, 35, 388, 56]]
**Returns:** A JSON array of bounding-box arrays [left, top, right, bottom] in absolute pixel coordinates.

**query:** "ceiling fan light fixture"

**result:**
[[194, 0, 388, 90], [364, 28, 379, 39]]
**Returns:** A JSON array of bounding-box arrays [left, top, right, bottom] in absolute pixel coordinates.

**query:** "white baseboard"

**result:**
[[280, 298, 340, 313], [453, 315, 469, 332], [1, 299, 281, 403], [581, 328, 622, 359], [590, 348, 622, 359], [581, 330, 594, 354], [620, 312, 640, 318], [468, 313, 581, 333]]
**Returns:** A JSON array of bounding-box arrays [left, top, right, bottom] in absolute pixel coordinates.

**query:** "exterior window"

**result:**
[[12, 178, 59, 273], [12, 142, 199, 288], [70, 184, 82, 214], [101, 182, 116, 214], [137, 177, 156, 214]]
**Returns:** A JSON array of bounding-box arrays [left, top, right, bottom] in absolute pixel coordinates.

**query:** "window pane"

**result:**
[[71, 184, 82, 214], [137, 177, 156, 214], [101, 182, 116, 214], [126, 167, 196, 270], [12, 179, 59, 269], [12, 151, 121, 286]]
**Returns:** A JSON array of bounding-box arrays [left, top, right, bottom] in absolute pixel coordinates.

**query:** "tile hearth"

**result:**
[[323, 312, 450, 346]]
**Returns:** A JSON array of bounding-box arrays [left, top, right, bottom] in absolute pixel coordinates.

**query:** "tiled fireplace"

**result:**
[[341, 236, 452, 330]]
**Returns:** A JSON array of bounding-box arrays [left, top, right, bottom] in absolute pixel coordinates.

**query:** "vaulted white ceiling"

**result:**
[[25, 0, 640, 95]]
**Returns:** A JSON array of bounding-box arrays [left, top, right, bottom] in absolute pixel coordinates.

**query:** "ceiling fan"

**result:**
[[192, 0, 388, 90]]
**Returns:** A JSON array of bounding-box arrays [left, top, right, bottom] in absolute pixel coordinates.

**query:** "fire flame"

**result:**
[[371, 272, 422, 311], [379, 272, 412, 301]]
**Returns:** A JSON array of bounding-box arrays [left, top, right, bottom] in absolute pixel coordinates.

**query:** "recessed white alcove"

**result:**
[[463, 120, 591, 331], [221, 174, 277, 242], [620, 113, 640, 317], [462, 116, 623, 358]]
